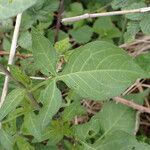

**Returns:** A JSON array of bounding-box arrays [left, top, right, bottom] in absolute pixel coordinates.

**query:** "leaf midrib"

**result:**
[[59, 69, 143, 80]]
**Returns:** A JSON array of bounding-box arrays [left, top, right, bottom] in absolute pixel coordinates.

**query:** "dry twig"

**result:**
[[62, 7, 150, 23], [114, 97, 150, 114], [0, 13, 22, 105]]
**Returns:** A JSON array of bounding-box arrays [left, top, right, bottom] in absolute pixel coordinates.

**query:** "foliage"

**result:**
[[0, 0, 150, 149]]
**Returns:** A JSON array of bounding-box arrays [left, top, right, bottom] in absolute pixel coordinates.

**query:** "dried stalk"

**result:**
[[62, 7, 150, 23], [114, 97, 150, 114], [0, 13, 22, 105]]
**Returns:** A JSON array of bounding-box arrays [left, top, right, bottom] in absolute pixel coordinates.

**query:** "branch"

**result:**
[[0, 50, 32, 59], [0, 13, 22, 106], [0, 71, 48, 80], [55, 0, 64, 42], [114, 96, 150, 114], [62, 7, 150, 23]]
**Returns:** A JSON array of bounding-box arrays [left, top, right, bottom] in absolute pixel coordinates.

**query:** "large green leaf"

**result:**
[[59, 41, 145, 100], [0, 88, 25, 121], [32, 28, 58, 76], [38, 80, 62, 129], [0, 0, 37, 20], [0, 129, 13, 150], [95, 102, 136, 136]]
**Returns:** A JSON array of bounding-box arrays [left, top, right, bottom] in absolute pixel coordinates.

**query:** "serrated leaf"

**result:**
[[0, 0, 37, 20], [0, 129, 13, 150], [38, 80, 62, 129], [0, 88, 25, 121], [59, 41, 145, 100], [32, 28, 58, 76]]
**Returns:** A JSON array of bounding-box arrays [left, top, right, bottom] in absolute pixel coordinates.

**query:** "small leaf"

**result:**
[[38, 80, 62, 129], [0, 0, 37, 20], [32, 28, 58, 76], [93, 17, 121, 38], [18, 31, 32, 50], [54, 38, 71, 54], [9, 65, 32, 88], [36, 120, 71, 143], [69, 25, 93, 44], [62, 101, 86, 122], [0, 129, 13, 150], [0, 88, 25, 121], [59, 41, 145, 100]]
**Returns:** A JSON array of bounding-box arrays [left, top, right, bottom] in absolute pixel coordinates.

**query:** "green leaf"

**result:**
[[54, 38, 71, 54], [111, 0, 142, 10], [124, 21, 140, 42], [32, 28, 58, 76], [74, 118, 100, 141], [9, 65, 32, 88], [95, 102, 136, 136], [2, 37, 11, 51], [15, 136, 35, 150], [59, 41, 145, 100], [62, 100, 86, 122], [0, 0, 37, 20], [70, 2, 83, 15], [21, 112, 42, 141], [93, 130, 150, 150], [0, 88, 25, 121], [69, 25, 93, 44], [93, 17, 121, 38], [125, 2, 146, 21], [36, 120, 71, 143], [140, 14, 150, 35], [124, 89, 150, 105], [18, 31, 32, 50], [135, 52, 150, 76], [0, 129, 13, 150], [38, 80, 62, 129]]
